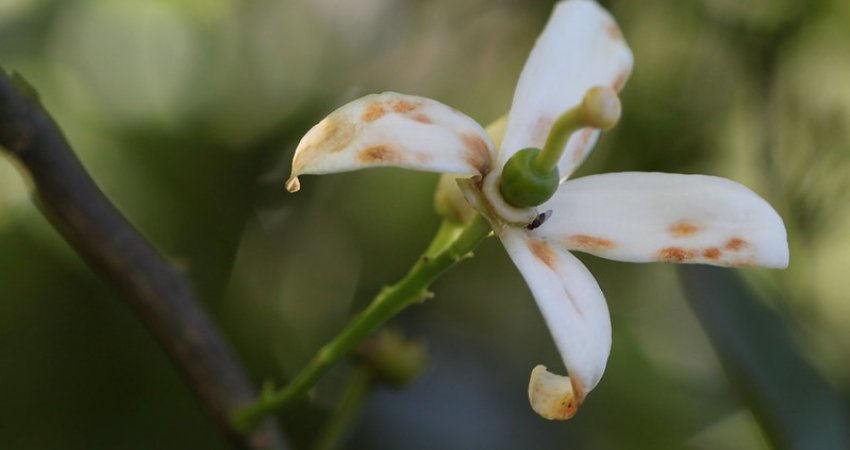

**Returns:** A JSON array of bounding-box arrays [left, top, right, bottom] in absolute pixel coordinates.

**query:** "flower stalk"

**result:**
[[232, 215, 493, 432], [273, 0, 787, 425]]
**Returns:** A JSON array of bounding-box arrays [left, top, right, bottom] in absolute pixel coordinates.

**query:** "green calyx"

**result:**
[[499, 147, 559, 208]]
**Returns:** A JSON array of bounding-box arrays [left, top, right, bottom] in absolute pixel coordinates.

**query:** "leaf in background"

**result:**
[[680, 266, 849, 450]]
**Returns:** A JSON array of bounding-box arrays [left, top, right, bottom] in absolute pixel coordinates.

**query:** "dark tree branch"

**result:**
[[0, 69, 287, 450]]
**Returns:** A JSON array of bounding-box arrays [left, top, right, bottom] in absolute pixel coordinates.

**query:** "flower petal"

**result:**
[[499, 0, 633, 180], [287, 92, 495, 191], [535, 172, 790, 268], [499, 228, 611, 417]]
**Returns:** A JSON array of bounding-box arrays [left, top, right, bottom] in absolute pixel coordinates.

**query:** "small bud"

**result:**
[[580, 86, 621, 131], [500, 147, 559, 208], [528, 365, 580, 420], [356, 329, 428, 387], [434, 174, 476, 224]]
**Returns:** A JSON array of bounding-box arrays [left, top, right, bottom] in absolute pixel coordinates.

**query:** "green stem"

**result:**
[[424, 220, 463, 257], [312, 366, 373, 450], [232, 215, 493, 432], [532, 107, 582, 174]]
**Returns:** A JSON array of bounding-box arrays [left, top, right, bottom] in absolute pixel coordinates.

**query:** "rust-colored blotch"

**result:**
[[462, 133, 491, 174], [321, 118, 355, 153], [358, 145, 402, 164], [362, 103, 386, 122], [412, 113, 432, 124], [552, 398, 577, 420], [703, 247, 721, 260], [658, 247, 695, 262], [528, 239, 557, 269], [566, 234, 615, 252], [668, 221, 700, 237], [391, 100, 418, 114], [725, 237, 747, 251]]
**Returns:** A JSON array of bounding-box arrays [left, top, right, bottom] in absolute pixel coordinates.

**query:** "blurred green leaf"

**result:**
[[680, 266, 849, 450]]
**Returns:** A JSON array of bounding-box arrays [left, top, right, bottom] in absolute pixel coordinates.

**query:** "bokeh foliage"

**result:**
[[0, 0, 848, 448]]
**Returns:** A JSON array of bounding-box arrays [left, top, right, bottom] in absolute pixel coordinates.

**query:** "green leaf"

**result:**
[[680, 266, 849, 450]]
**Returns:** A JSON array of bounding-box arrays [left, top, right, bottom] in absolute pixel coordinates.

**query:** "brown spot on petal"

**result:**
[[415, 153, 434, 164], [362, 103, 386, 122], [528, 240, 557, 269], [317, 117, 355, 153], [558, 400, 575, 418], [566, 234, 615, 252], [668, 221, 700, 237], [360, 103, 385, 122], [358, 145, 402, 164], [412, 113, 432, 124], [462, 133, 492, 174], [725, 237, 748, 251], [391, 100, 419, 114], [703, 247, 721, 260], [658, 247, 695, 262]]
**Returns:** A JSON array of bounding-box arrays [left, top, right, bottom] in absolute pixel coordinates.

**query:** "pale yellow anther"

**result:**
[[580, 86, 621, 131], [528, 365, 580, 420]]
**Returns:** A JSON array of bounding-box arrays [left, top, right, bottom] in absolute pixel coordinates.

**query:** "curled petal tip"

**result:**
[[528, 365, 581, 420], [285, 176, 301, 193]]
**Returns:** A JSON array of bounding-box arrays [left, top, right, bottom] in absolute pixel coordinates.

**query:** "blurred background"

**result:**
[[1, 0, 848, 448]]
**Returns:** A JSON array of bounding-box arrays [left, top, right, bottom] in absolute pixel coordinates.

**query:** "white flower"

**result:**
[[285, 0, 789, 420]]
